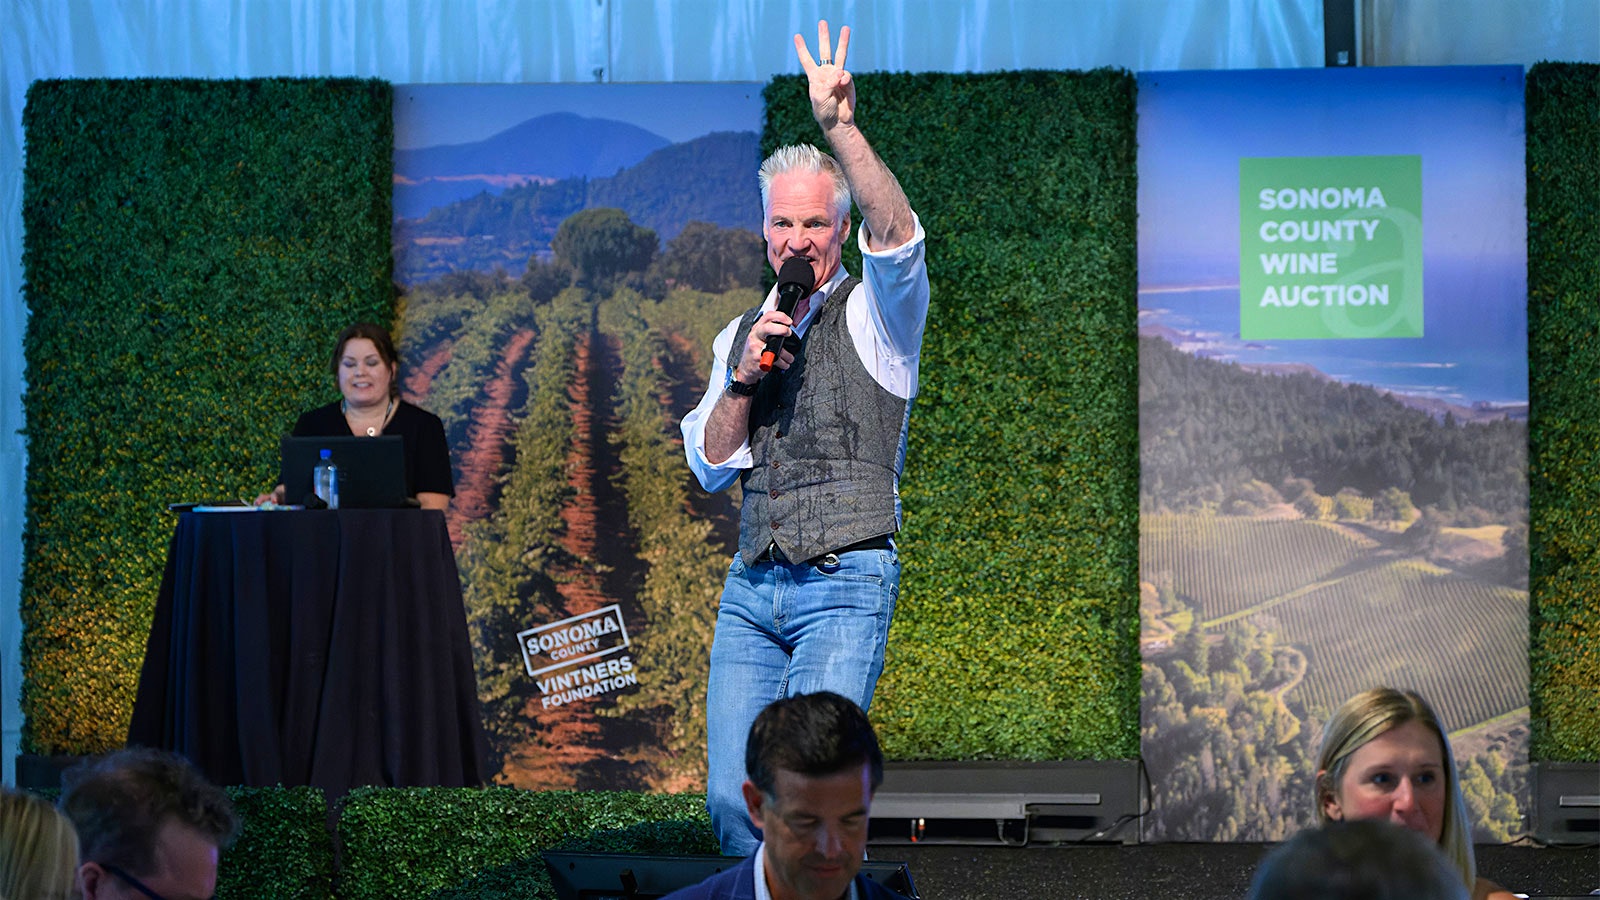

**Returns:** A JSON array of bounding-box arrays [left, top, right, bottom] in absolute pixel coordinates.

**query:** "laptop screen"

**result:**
[[278, 435, 410, 508]]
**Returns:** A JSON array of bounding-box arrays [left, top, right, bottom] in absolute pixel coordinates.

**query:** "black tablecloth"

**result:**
[[128, 509, 489, 794]]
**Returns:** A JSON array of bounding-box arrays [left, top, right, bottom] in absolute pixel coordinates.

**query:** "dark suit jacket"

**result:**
[[660, 852, 903, 900]]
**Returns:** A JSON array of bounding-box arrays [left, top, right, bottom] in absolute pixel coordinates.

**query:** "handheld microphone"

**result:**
[[759, 257, 817, 372]]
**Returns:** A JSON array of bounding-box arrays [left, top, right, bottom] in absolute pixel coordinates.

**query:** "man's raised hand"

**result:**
[[794, 20, 855, 130]]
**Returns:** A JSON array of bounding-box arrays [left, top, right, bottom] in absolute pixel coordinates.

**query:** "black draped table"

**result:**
[[129, 508, 489, 795]]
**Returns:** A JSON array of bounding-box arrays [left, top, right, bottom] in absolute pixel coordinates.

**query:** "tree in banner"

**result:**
[[655, 221, 765, 292], [552, 208, 658, 294]]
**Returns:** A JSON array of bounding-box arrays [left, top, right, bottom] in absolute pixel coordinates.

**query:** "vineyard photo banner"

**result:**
[[1136, 66, 1529, 841], [391, 70, 1146, 790], [391, 83, 765, 791]]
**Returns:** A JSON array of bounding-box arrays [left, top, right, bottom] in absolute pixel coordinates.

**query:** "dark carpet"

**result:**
[[871, 842, 1600, 899]]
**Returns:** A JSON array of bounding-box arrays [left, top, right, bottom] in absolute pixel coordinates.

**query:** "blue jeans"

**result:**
[[705, 542, 900, 856]]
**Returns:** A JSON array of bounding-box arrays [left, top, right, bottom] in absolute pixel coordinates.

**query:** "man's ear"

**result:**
[[78, 861, 106, 900], [742, 779, 767, 828]]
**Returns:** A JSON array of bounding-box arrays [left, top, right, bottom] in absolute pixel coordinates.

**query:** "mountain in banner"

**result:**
[[393, 130, 761, 285], [393, 112, 672, 218]]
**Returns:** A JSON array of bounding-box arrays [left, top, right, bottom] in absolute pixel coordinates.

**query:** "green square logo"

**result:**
[[1239, 155, 1423, 339]]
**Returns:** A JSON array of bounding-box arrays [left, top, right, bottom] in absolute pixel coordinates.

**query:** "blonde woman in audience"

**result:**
[[0, 786, 80, 900], [1316, 687, 1516, 900]]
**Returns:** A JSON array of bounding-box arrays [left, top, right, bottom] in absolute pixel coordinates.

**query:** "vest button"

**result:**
[[770, 521, 780, 530], [771, 461, 781, 469], [769, 489, 780, 499]]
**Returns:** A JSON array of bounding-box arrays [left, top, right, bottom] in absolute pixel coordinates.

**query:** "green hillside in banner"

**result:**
[[1273, 559, 1527, 725], [1141, 336, 1527, 521], [1140, 330, 1528, 842], [1141, 511, 1528, 842], [1143, 515, 1526, 731], [1142, 516, 1370, 620]]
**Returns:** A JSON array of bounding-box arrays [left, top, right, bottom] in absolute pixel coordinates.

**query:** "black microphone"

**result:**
[[759, 257, 816, 372]]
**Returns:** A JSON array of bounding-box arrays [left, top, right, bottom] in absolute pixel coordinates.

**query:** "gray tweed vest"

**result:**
[[726, 277, 912, 563]]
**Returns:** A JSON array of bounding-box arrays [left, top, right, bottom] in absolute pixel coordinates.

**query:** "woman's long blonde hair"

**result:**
[[0, 787, 80, 900], [1315, 687, 1476, 893]]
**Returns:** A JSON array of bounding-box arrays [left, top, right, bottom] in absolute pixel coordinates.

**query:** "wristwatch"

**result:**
[[726, 378, 759, 396]]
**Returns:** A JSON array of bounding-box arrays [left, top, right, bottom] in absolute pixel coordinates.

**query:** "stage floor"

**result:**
[[878, 842, 1599, 899]]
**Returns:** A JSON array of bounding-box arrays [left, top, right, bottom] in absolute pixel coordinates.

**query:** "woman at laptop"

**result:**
[[256, 322, 454, 510]]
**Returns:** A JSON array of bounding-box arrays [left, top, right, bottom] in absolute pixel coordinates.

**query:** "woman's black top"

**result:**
[[291, 400, 455, 498]]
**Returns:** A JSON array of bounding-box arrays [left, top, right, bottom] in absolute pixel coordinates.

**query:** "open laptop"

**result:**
[[278, 435, 411, 509]]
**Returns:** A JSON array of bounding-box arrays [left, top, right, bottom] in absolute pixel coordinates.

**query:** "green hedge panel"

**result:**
[[217, 786, 334, 900], [336, 787, 708, 899], [434, 819, 719, 899], [1526, 62, 1600, 761], [762, 69, 1143, 760], [21, 78, 395, 754]]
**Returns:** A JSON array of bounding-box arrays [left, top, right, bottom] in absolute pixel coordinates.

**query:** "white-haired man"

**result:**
[[680, 19, 929, 856]]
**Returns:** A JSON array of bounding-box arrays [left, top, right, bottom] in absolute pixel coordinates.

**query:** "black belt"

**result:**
[[754, 535, 893, 565]]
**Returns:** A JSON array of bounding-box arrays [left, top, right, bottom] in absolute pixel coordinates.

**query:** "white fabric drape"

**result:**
[[1362, 0, 1600, 67], [1, 0, 1593, 786]]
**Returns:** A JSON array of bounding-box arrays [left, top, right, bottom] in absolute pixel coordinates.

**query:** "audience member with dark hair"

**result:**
[[1247, 819, 1469, 900], [256, 321, 454, 510], [59, 747, 239, 900], [0, 786, 79, 900], [663, 691, 898, 900], [1316, 687, 1516, 900]]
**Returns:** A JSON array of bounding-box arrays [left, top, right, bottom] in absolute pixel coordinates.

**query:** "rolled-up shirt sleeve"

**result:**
[[850, 211, 930, 400], [680, 316, 751, 493]]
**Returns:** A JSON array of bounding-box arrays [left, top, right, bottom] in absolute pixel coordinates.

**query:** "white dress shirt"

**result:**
[[680, 214, 930, 493]]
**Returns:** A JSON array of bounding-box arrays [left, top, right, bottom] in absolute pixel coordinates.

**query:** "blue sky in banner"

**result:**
[[1137, 66, 1527, 407], [394, 82, 764, 147]]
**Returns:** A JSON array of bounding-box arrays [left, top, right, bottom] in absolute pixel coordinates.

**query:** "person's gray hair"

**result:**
[[59, 748, 238, 878], [1248, 820, 1469, 900], [758, 144, 852, 224]]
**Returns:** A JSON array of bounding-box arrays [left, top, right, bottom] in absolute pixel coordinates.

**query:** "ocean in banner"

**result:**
[[1141, 272, 1527, 409]]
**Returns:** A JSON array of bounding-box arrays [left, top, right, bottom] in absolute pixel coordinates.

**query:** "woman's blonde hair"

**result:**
[[0, 787, 80, 900], [1314, 687, 1475, 893]]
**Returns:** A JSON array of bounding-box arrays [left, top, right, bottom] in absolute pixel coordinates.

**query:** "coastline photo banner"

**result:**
[[392, 83, 764, 791], [1136, 66, 1529, 841]]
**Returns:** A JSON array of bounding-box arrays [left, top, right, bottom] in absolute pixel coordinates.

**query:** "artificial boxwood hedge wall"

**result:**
[[30, 784, 711, 899], [218, 786, 335, 900], [335, 788, 710, 899], [1526, 62, 1600, 761], [21, 78, 394, 754], [762, 70, 1144, 760]]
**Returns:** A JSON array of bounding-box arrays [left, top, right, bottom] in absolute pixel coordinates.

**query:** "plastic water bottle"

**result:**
[[313, 449, 340, 509]]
